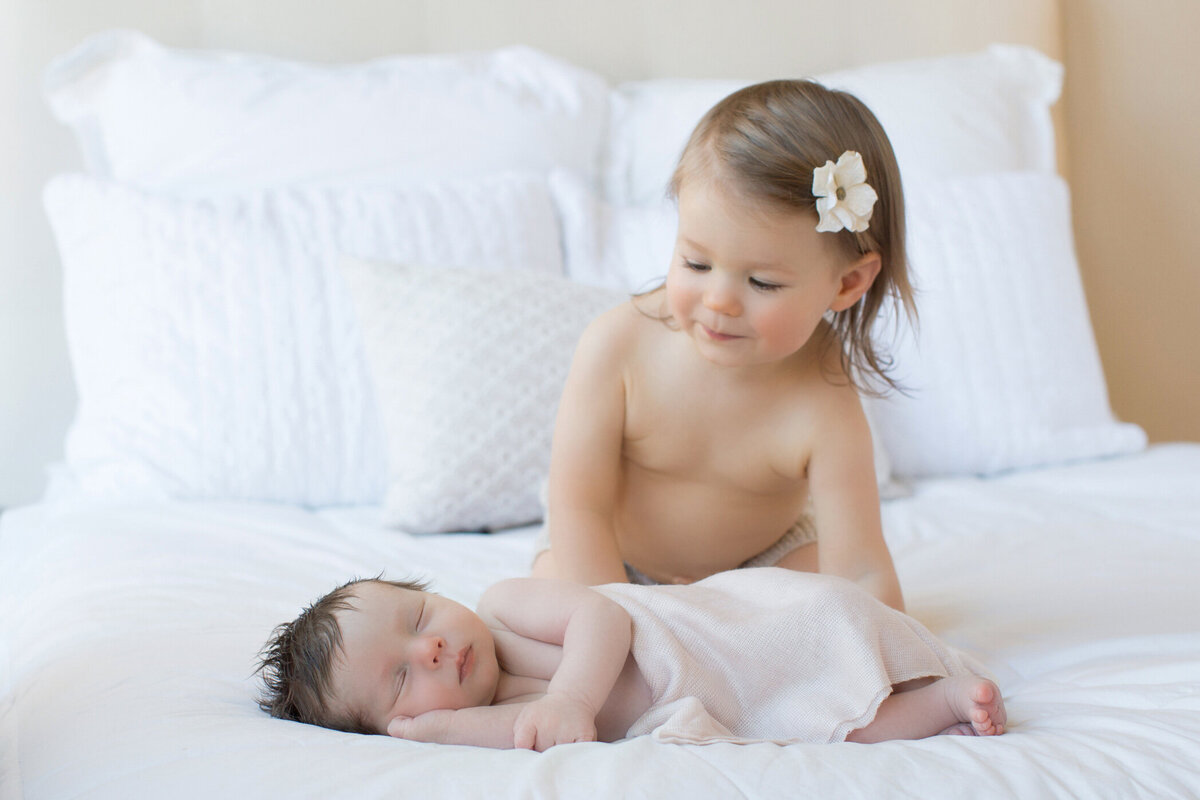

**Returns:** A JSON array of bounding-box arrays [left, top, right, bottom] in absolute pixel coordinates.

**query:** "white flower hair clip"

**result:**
[[812, 151, 878, 233]]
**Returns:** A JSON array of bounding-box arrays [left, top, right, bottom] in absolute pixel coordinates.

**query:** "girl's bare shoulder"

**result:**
[[577, 291, 669, 359]]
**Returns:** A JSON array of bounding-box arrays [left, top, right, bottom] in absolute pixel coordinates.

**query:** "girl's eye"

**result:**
[[749, 278, 782, 292], [683, 259, 710, 273], [415, 602, 426, 632]]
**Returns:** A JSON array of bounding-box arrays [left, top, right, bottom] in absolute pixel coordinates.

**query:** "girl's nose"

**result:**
[[703, 279, 742, 316]]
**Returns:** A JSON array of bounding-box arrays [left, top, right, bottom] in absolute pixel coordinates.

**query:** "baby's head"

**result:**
[[257, 577, 500, 735], [670, 79, 914, 393]]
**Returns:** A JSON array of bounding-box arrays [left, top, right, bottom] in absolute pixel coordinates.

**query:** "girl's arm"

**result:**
[[479, 578, 633, 750], [544, 308, 631, 585], [800, 390, 905, 611]]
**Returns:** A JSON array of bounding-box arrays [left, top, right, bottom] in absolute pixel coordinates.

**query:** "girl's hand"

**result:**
[[512, 694, 597, 751]]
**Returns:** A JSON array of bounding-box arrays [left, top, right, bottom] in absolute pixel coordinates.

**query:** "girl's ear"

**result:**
[[829, 252, 882, 312]]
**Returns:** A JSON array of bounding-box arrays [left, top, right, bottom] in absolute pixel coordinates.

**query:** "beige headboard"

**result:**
[[3, 0, 1194, 506]]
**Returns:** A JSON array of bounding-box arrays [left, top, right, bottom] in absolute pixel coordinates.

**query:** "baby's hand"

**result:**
[[512, 694, 597, 751], [386, 710, 453, 743]]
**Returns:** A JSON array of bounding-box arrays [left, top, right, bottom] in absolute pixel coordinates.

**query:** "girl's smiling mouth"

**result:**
[[701, 324, 741, 342]]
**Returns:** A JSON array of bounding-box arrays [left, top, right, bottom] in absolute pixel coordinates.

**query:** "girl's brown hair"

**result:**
[[671, 79, 915, 395]]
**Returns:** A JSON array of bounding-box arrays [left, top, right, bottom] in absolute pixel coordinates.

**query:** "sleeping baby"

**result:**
[[257, 568, 1006, 748]]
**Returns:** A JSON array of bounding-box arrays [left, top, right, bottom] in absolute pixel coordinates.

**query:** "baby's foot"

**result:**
[[941, 676, 1006, 736]]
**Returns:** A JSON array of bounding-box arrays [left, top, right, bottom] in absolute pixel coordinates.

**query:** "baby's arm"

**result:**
[[386, 703, 529, 749], [798, 389, 904, 611], [543, 309, 631, 585], [480, 577, 633, 750]]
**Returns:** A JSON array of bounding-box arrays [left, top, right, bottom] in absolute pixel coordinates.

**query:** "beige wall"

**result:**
[[1061, 0, 1200, 442]]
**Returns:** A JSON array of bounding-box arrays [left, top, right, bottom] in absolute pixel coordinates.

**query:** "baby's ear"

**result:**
[[829, 252, 882, 312]]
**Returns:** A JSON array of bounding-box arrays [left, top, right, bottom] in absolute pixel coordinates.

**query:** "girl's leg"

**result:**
[[845, 675, 1006, 743]]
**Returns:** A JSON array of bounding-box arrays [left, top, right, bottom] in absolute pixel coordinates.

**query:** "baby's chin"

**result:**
[[477, 652, 502, 707]]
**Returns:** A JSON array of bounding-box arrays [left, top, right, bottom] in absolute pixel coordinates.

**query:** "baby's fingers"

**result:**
[[386, 716, 413, 739], [512, 719, 537, 750]]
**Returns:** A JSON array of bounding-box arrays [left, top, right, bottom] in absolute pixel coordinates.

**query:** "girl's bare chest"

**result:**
[[624, 376, 813, 486]]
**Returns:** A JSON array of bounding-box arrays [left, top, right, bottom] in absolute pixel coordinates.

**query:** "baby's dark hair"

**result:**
[[672, 79, 916, 395], [256, 575, 429, 734]]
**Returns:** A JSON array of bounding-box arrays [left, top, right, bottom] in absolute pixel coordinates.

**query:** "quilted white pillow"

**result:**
[[44, 173, 564, 506], [871, 171, 1146, 476], [44, 30, 609, 193], [604, 44, 1063, 205], [340, 257, 627, 533]]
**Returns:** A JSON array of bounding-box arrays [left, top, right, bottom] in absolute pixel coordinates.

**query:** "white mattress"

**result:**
[[3, 444, 1200, 799]]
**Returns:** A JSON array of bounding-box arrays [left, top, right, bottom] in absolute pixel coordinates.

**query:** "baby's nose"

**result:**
[[414, 634, 446, 666]]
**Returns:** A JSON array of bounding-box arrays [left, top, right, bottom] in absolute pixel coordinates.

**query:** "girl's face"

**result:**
[[666, 175, 873, 370], [328, 581, 500, 734]]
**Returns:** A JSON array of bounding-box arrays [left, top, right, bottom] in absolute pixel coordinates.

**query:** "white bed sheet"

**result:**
[[3, 445, 1200, 799]]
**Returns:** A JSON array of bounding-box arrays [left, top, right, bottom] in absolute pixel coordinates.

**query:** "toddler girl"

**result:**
[[533, 80, 915, 609]]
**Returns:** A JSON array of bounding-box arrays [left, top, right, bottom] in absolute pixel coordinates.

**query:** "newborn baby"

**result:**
[[258, 568, 1006, 749]]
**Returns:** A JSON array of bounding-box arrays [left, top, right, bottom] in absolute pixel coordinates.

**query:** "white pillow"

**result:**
[[550, 169, 677, 291], [604, 44, 1063, 205], [340, 257, 627, 533], [551, 169, 1145, 478], [871, 171, 1146, 476], [44, 30, 610, 193], [44, 173, 564, 506], [562, 45, 1067, 304]]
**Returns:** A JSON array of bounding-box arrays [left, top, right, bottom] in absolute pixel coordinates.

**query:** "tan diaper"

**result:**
[[533, 512, 818, 586]]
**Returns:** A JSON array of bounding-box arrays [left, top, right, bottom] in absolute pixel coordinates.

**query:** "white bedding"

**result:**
[[4, 444, 1200, 799]]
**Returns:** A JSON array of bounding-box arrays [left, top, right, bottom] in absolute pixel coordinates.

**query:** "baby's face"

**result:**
[[328, 581, 500, 734]]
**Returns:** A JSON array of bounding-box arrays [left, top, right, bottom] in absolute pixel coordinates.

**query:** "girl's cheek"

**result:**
[[665, 278, 693, 322], [664, 269, 683, 307]]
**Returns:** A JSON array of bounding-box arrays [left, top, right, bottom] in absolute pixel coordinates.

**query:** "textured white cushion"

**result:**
[[44, 30, 609, 193], [44, 173, 563, 506], [604, 44, 1063, 205], [340, 257, 626, 533], [870, 171, 1146, 476]]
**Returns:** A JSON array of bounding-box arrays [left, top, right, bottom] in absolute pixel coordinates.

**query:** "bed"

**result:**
[[3, 9, 1200, 800]]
